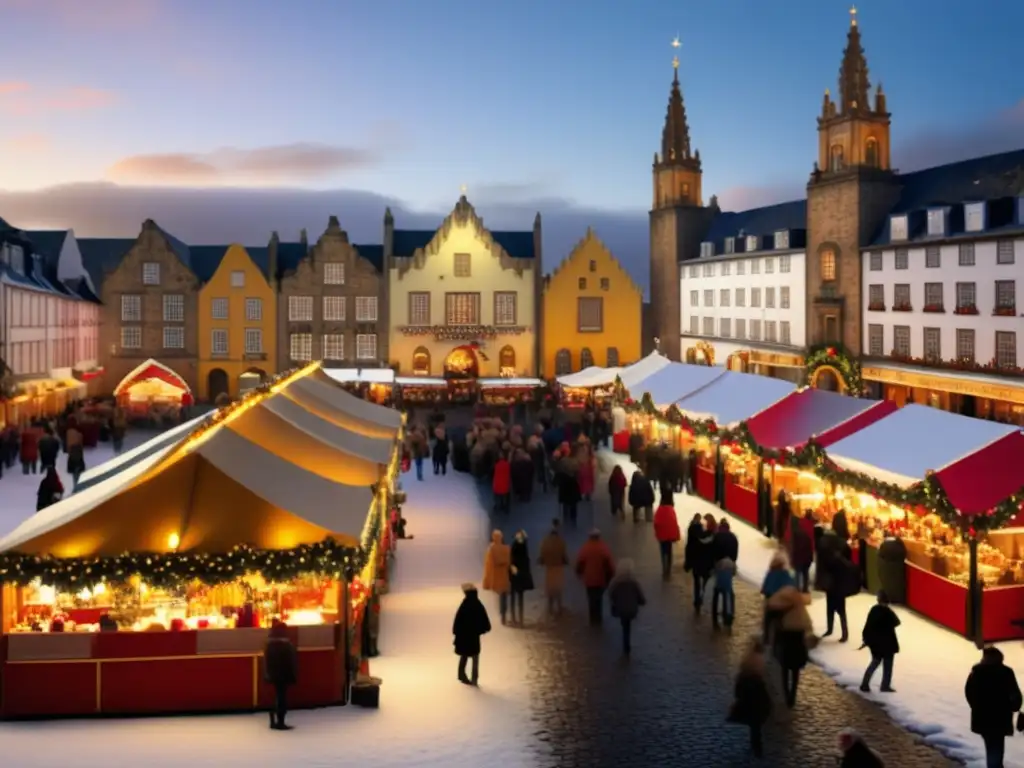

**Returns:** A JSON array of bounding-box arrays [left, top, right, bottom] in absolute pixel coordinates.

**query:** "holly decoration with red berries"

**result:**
[[805, 344, 862, 396]]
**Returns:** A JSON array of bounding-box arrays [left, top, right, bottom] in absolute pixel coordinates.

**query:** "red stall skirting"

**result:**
[[100, 656, 254, 714], [256, 649, 344, 710], [3, 661, 98, 718], [906, 563, 967, 636], [696, 466, 716, 503], [612, 431, 630, 454], [93, 629, 198, 659], [982, 585, 1024, 643], [724, 481, 758, 527]]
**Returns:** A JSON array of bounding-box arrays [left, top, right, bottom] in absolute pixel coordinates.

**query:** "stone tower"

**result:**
[[649, 51, 715, 362], [806, 7, 899, 355]]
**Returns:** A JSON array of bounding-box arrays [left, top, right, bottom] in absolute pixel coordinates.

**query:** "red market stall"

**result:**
[[113, 359, 193, 418]]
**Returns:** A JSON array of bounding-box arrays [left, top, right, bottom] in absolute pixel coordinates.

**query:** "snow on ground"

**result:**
[[600, 448, 1024, 768], [0, 463, 540, 768]]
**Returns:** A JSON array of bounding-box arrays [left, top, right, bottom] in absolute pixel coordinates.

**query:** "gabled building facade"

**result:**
[[386, 195, 542, 377], [542, 227, 641, 376]]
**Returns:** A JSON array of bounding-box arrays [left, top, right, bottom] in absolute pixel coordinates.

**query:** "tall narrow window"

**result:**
[[820, 249, 837, 282], [499, 345, 516, 372], [829, 144, 844, 172], [864, 137, 878, 167]]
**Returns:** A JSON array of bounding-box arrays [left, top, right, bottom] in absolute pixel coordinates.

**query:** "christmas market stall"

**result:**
[[113, 358, 193, 421], [0, 366, 393, 719], [556, 365, 623, 408], [722, 387, 897, 530], [818, 404, 1024, 642], [478, 377, 546, 406], [282, 374, 403, 441], [322, 368, 396, 404], [394, 376, 449, 406]]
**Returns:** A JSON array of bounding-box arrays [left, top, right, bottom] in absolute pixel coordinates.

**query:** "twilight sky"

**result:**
[[1, 0, 1022, 291]]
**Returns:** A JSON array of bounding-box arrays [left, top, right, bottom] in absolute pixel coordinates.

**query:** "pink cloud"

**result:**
[[0, 81, 30, 95], [0, 0, 162, 29], [0, 84, 117, 115], [2, 134, 49, 152]]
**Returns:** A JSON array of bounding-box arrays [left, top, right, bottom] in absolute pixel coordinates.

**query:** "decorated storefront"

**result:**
[[322, 368, 396, 405], [805, 344, 863, 395], [478, 378, 547, 406]]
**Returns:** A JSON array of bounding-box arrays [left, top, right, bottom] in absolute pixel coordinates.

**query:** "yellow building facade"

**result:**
[[197, 244, 278, 401], [387, 197, 539, 377], [542, 228, 642, 376]]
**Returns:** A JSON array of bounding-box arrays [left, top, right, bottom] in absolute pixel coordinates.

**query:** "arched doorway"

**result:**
[[238, 367, 266, 395], [499, 345, 515, 374], [207, 368, 229, 401], [812, 367, 841, 392], [580, 347, 594, 369], [726, 353, 747, 372], [444, 345, 479, 379], [606, 347, 619, 366], [412, 346, 431, 376], [554, 349, 572, 376]]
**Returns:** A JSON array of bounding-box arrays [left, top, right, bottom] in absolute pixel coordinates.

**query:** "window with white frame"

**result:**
[[409, 292, 430, 325], [751, 287, 761, 307], [453, 253, 471, 277], [779, 255, 791, 273], [780, 321, 791, 345], [965, 203, 985, 233], [923, 327, 941, 361], [889, 215, 908, 241], [142, 262, 160, 285], [447, 293, 480, 325], [996, 331, 1017, 369], [996, 280, 1016, 309], [749, 319, 761, 341], [720, 318, 731, 338], [494, 292, 517, 325], [893, 325, 910, 356], [750, 259, 760, 275], [702, 263, 714, 277], [894, 284, 911, 308], [959, 242, 975, 266], [736, 288, 745, 307], [894, 249, 909, 270], [868, 324, 883, 356], [925, 246, 941, 268], [956, 329, 975, 362], [765, 320, 777, 343], [689, 290, 698, 306], [736, 261, 745, 276], [997, 240, 1016, 265], [765, 258, 775, 274], [289, 333, 312, 361], [720, 289, 730, 307], [720, 262, 730, 276], [288, 295, 314, 321], [120, 326, 141, 349], [163, 327, 184, 348], [211, 297, 228, 319], [700, 242, 715, 258], [245, 297, 262, 321], [780, 286, 790, 309], [163, 294, 184, 322], [956, 282, 976, 309], [355, 296, 378, 322], [869, 252, 883, 271], [925, 282, 944, 308], [746, 235, 759, 252], [725, 237, 735, 254], [323, 334, 344, 360], [765, 287, 775, 308], [774, 231, 790, 250], [688, 265, 698, 278], [688, 315, 699, 335], [927, 209, 946, 236], [244, 328, 262, 354], [702, 317, 714, 336], [323, 296, 346, 321], [230, 270, 245, 288], [211, 328, 228, 355], [356, 333, 377, 360], [324, 262, 345, 285], [703, 289, 714, 307], [121, 295, 141, 321], [736, 319, 746, 339]]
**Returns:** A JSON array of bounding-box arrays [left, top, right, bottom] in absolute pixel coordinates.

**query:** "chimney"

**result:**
[[383, 207, 394, 269], [267, 231, 279, 288], [299, 228, 308, 248]]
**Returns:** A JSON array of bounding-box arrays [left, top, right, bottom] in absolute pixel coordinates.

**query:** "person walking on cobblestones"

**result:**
[[509, 530, 534, 625], [554, 447, 581, 524], [575, 529, 615, 625], [483, 530, 513, 624], [492, 454, 512, 513], [859, 591, 899, 693], [965, 646, 1022, 768], [453, 583, 491, 686], [761, 551, 796, 643], [653, 491, 681, 578], [766, 584, 814, 708], [608, 465, 627, 519], [627, 469, 655, 523], [684, 515, 714, 611], [608, 559, 646, 655], [728, 636, 772, 759], [712, 553, 737, 629], [538, 519, 568, 615]]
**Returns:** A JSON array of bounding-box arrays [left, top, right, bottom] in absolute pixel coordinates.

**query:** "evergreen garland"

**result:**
[[804, 344, 863, 396]]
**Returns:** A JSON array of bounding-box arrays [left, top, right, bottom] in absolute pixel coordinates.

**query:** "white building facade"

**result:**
[[680, 228, 807, 382]]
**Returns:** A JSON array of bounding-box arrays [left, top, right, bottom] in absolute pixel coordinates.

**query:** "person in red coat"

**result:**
[[575, 529, 615, 624], [20, 428, 40, 474], [790, 511, 817, 593], [492, 455, 512, 514], [653, 491, 682, 579], [607, 465, 627, 518]]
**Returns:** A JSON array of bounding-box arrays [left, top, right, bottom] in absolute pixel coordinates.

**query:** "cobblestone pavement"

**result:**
[[471, 462, 959, 768]]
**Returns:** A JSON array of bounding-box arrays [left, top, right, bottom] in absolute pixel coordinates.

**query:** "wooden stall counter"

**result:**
[[1, 624, 345, 720], [724, 480, 758, 528], [905, 563, 967, 637], [696, 466, 716, 503]]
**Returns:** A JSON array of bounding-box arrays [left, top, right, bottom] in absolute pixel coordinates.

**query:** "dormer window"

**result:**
[[774, 230, 790, 250], [889, 215, 908, 242], [700, 241, 715, 258], [9, 244, 24, 274], [745, 235, 759, 253], [926, 208, 948, 237], [965, 202, 986, 233], [725, 237, 735, 254]]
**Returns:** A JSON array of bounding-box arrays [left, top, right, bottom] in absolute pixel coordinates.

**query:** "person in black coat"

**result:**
[[554, 458, 581, 524], [627, 470, 655, 523], [37, 428, 60, 472], [36, 467, 64, 511], [859, 591, 900, 693], [432, 431, 449, 475], [509, 530, 534, 624], [713, 517, 739, 563], [728, 637, 772, 759], [263, 621, 298, 729], [965, 646, 1023, 768], [453, 583, 492, 685], [510, 450, 534, 502], [684, 515, 714, 610]]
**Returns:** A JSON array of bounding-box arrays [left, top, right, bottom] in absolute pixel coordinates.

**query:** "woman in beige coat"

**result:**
[[537, 519, 569, 615], [482, 530, 512, 624], [766, 585, 814, 708]]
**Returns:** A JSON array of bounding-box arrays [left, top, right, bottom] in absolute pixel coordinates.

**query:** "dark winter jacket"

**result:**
[[789, 517, 815, 569], [965, 648, 1023, 736], [67, 444, 85, 475], [453, 589, 492, 657], [36, 471, 64, 511], [685, 526, 715, 578], [683, 521, 704, 572], [608, 574, 646, 620], [432, 438, 449, 462], [263, 633, 298, 687], [825, 548, 861, 598], [840, 739, 885, 767], [38, 434, 60, 466], [555, 466, 581, 506], [713, 528, 739, 563], [627, 472, 655, 509], [861, 604, 900, 657], [509, 538, 535, 592], [511, 458, 534, 497], [729, 670, 772, 726]]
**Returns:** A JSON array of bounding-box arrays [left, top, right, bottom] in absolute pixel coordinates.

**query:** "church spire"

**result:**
[[659, 36, 698, 169], [839, 6, 871, 114]]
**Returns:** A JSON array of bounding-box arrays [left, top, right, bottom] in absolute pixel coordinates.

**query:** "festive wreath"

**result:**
[[804, 344, 862, 396]]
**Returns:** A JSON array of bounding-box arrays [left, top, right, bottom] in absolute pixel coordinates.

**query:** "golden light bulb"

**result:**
[[167, 532, 181, 550]]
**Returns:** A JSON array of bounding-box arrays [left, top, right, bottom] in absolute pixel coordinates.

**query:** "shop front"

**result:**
[[323, 368, 396, 405]]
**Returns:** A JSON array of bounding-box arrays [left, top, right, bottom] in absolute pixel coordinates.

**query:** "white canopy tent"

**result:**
[[478, 378, 545, 388], [618, 352, 672, 391], [629, 362, 727, 408], [824, 404, 1020, 487], [556, 366, 621, 388], [323, 368, 396, 384], [290, 375, 403, 431], [673, 371, 795, 427]]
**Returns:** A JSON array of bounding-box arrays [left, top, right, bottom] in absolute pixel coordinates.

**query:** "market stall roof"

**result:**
[[557, 366, 621, 388], [75, 412, 213, 492], [934, 431, 1024, 515], [113, 358, 191, 396], [323, 367, 396, 384], [281, 382, 399, 439], [285, 375, 402, 431], [826, 404, 1020, 488], [619, 352, 672, 391], [479, 378, 545, 388], [745, 388, 898, 450], [395, 376, 447, 386], [630, 362, 726, 408], [673, 371, 795, 427]]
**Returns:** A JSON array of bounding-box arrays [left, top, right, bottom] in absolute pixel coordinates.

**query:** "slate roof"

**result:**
[[354, 244, 384, 272], [0, 216, 12, 231], [391, 228, 535, 259], [77, 238, 135, 294], [188, 245, 229, 283], [275, 242, 308, 276], [26, 230, 68, 269], [154, 223, 191, 268], [247, 246, 270, 278], [703, 200, 808, 254]]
